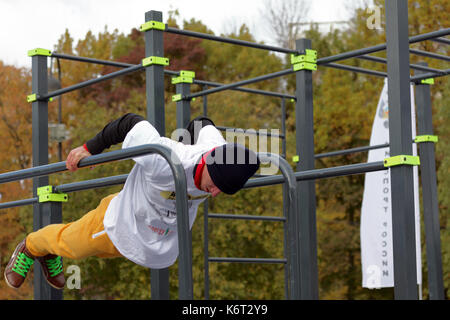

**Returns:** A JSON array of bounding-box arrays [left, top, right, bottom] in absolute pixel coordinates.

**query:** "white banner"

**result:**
[[360, 78, 422, 288]]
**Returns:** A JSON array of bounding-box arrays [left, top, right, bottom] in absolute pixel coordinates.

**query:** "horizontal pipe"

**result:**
[[410, 68, 450, 82], [243, 161, 387, 189], [209, 257, 287, 264], [193, 78, 295, 100], [317, 28, 450, 64], [52, 52, 134, 68], [165, 26, 297, 54], [208, 213, 286, 222], [0, 197, 38, 210], [55, 174, 128, 193], [409, 49, 450, 62], [315, 143, 390, 159], [322, 62, 387, 77], [431, 37, 450, 45], [0, 144, 172, 185], [185, 69, 294, 100], [216, 126, 285, 138], [358, 55, 446, 74], [40, 64, 144, 100]]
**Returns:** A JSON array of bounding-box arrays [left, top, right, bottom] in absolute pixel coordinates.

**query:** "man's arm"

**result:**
[[66, 113, 145, 172]]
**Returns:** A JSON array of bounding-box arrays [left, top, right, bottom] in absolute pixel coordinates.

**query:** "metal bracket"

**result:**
[[37, 185, 68, 203], [291, 49, 317, 72], [172, 94, 182, 102], [171, 70, 196, 84], [28, 48, 52, 57], [383, 155, 420, 167], [27, 94, 53, 103], [140, 20, 166, 32], [414, 135, 438, 143], [142, 56, 169, 67], [420, 78, 434, 85]]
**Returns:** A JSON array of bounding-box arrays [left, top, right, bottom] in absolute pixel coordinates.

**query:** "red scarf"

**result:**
[[194, 148, 215, 190]]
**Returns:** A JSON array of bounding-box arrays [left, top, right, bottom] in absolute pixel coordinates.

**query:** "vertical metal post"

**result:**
[[281, 98, 287, 159], [145, 10, 166, 136], [31, 54, 63, 300], [280, 97, 289, 298], [202, 90, 210, 299], [294, 38, 319, 300], [176, 82, 191, 129], [385, 0, 418, 300], [414, 64, 444, 300], [143, 10, 169, 300]]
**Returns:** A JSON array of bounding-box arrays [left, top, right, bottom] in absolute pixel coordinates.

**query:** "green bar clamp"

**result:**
[[414, 135, 438, 143], [140, 20, 166, 32], [172, 94, 182, 102], [291, 49, 317, 64], [171, 76, 194, 84], [172, 70, 195, 84], [27, 94, 53, 103], [293, 62, 318, 71], [383, 155, 420, 167], [292, 155, 300, 163], [142, 56, 169, 67], [28, 48, 52, 57], [420, 78, 434, 85], [37, 185, 68, 203], [27, 94, 37, 103], [180, 70, 195, 78], [291, 49, 317, 72]]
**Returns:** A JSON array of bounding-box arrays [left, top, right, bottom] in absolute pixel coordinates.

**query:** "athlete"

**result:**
[[4, 114, 259, 289]]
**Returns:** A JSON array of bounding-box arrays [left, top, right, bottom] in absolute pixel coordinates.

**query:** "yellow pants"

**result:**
[[26, 193, 122, 259]]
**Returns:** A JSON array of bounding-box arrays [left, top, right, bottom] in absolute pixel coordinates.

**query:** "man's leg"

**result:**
[[4, 193, 121, 289], [26, 193, 121, 259]]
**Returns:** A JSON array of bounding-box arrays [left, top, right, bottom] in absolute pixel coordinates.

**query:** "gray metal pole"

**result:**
[[144, 10, 169, 300], [176, 81, 191, 130], [385, 0, 418, 300], [144, 10, 166, 136], [414, 64, 445, 300], [31, 54, 63, 300], [294, 38, 319, 300]]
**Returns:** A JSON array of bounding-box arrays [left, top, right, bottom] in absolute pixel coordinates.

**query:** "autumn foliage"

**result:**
[[0, 2, 448, 299]]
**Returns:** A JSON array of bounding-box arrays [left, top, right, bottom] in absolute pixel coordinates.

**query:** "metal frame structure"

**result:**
[[0, 0, 448, 300]]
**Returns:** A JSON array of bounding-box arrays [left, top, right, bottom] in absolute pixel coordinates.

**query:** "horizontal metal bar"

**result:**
[[431, 37, 450, 45], [358, 55, 446, 74], [193, 78, 295, 100], [322, 62, 387, 77], [409, 49, 450, 62], [0, 144, 172, 185], [315, 143, 390, 159], [51, 52, 134, 68], [40, 64, 144, 100], [243, 161, 387, 189], [216, 126, 285, 138], [208, 213, 286, 222], [410, 68, 450, 82], [185, 69, 294, 100], [209, 257, 287, 264], [0, 197, 38, 210], [55, 174, 128, 193], [165, 26, 297, 54], [317, 28, 450, 64]]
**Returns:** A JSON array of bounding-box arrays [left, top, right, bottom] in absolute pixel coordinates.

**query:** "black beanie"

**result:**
[[206, 143, 260, 195]]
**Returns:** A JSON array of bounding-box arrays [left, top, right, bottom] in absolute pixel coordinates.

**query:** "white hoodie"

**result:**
[[103, 120, 226, 268]]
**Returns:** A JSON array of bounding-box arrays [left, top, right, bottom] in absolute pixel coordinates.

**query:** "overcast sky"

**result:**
[[0, 0, 364, 68]]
